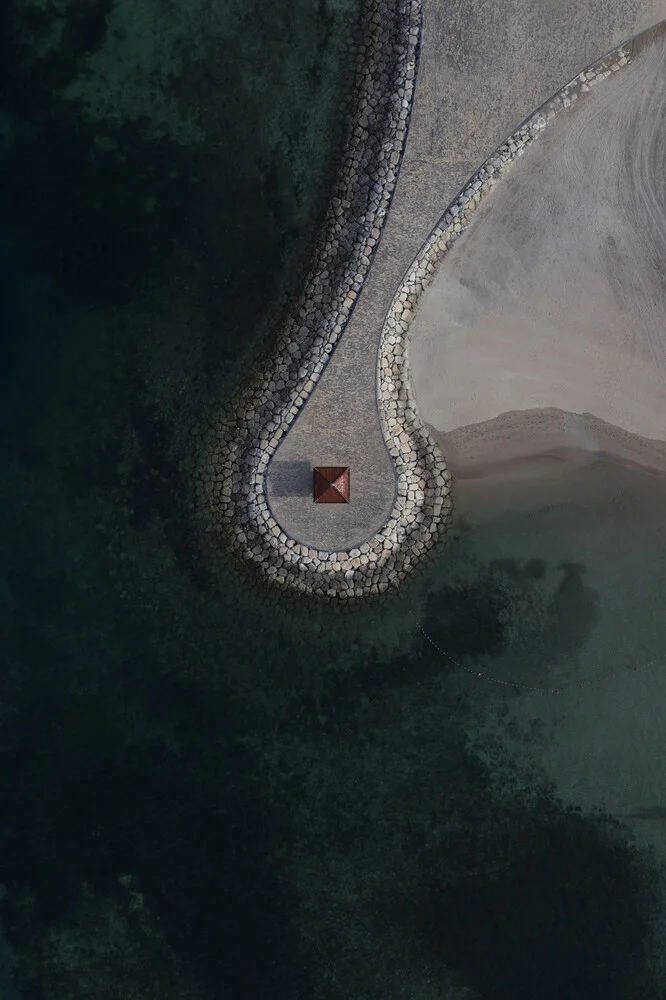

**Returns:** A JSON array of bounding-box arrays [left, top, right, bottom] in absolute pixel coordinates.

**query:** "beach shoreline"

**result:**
[[426, 408, 666, 528], [431, 408, 666, 484]]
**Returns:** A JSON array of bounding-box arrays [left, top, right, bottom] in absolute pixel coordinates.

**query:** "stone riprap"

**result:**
[[195, 17, 633, 603]]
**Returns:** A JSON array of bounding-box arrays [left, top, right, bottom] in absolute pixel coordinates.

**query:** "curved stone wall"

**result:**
[[195, 10, 634, 603]]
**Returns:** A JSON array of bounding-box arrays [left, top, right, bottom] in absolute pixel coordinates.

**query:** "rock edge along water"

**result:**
[[195, 2, 636, 604]]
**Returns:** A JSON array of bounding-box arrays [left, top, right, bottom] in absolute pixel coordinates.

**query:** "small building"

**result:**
[[313, 466, 350, 503]]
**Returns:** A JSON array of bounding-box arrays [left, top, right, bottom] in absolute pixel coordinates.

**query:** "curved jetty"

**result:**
[[196, 0, 656, 603]]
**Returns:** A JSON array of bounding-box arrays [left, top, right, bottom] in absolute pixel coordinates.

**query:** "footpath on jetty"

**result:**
[[196, 0, 665, 603]]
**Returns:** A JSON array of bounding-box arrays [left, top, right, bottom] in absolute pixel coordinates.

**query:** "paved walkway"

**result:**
[[266, 0, 666, 553]]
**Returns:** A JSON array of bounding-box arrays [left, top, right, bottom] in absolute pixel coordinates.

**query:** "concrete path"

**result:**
[[266, 0, 666, 553]]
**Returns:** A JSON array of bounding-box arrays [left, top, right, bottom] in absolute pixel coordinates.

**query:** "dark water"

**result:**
[[1, 2, 665, 999]]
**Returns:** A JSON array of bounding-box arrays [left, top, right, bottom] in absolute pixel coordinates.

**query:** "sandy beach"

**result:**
[[410, 25, 666, 492]]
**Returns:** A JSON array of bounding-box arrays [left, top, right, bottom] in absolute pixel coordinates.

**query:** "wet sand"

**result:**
[[429, 406, 666, 505]]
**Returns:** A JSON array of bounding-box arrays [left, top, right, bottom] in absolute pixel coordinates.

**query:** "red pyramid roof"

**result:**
[[313, 466, 350, 503]]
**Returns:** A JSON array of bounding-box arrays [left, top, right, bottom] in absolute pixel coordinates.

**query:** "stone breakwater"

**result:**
[[195, 18, 632, 603]]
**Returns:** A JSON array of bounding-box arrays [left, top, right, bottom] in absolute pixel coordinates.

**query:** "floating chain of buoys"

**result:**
[[416, 621, 656, 695]]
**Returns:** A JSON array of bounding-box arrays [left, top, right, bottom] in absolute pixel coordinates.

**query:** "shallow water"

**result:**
[[441, 457, 666, 854], [449, 457, 666, 686]]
